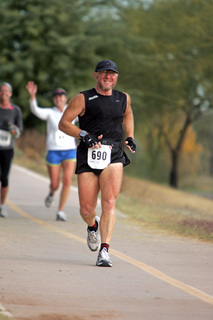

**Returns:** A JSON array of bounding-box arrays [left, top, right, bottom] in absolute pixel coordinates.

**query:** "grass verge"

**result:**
[[0, 316, 11, 320], [118, 176, 213, 242]]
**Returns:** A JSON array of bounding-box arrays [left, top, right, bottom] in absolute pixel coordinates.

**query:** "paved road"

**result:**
[[0, 165, 213, 320]]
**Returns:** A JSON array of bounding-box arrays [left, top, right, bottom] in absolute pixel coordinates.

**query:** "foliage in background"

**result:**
[[1, 0, 213, 188], [119, 0, 213, 187]]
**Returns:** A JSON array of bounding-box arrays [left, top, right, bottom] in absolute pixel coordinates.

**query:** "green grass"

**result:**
[[0, 312, 12, 320], [117, 175, 213, 242]]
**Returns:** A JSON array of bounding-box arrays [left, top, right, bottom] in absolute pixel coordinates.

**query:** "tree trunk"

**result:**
[[170, 150, 179, 188], [210, 134, 213, 176]]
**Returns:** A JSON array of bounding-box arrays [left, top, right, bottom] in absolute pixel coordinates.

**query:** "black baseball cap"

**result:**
[[53, 88, 67, 97], [95, 59, 119, 74]]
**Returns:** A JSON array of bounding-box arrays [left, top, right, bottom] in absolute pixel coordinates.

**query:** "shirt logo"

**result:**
[[116, 100, 120, 102], [89, 95, 99, 101]]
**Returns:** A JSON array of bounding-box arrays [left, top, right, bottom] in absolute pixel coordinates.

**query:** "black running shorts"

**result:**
[[75, 142, 130, 176]]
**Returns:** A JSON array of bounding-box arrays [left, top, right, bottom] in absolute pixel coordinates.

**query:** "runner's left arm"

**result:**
[[122, 93, 136, 153], [9, 106, 23, 139]]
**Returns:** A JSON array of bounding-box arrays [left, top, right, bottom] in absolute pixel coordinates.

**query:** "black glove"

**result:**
[[125, 137, 136, 152], [83, 133, 98, 148]]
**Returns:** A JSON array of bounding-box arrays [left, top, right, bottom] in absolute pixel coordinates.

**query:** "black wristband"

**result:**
[[125, 137, 136, 152]]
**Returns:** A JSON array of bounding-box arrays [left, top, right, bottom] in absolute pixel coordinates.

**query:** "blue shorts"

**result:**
[[46, 149, 76, 166]]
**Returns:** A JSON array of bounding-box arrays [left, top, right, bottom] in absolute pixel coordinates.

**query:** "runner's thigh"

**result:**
[[99, 163, 123, 199], [61, 160, 76, 184], [78, 172, 100, 208]]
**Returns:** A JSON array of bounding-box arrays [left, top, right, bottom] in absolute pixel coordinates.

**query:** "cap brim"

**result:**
[[96, 68, 119, 74]]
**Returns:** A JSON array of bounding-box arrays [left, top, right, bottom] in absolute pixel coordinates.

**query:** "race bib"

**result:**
[[0, 130, 11, 147], [87, 145, 112, 169], [55, 130, 71, 147]]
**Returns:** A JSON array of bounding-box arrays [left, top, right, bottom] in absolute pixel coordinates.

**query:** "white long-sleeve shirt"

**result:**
[[30, 98, 77, 151]]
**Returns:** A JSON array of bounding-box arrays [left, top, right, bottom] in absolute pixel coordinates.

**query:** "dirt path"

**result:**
[[0, 165, 213, 320]]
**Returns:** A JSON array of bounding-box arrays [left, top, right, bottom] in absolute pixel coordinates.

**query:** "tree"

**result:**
[[0, 0, 126, 129], [1, 0, 213, 188], [0, 0, 111, 126], [118, 0, 213, 187]]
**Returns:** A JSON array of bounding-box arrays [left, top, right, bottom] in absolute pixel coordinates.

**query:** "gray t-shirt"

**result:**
[[0, 104, 23, 150]]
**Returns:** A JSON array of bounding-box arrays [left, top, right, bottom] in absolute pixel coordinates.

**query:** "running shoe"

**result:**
[[96, 247, 112, 267], [87, 216, 100, 251], [45, 193, 54, 208], [56, 211, 67, 221], [0, 205, 7, 218]]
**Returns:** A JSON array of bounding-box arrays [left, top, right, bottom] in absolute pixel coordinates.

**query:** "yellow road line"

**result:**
[[7, 199, 213, 306], [7, 199, 86, 245], [111, 249, 213, 305]]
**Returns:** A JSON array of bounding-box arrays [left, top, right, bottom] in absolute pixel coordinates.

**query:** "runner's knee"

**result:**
[[80, 205, 95, 219], [50, 182, 59, 191], [102, 198, 116, 212], [62, 176, 72, 187]]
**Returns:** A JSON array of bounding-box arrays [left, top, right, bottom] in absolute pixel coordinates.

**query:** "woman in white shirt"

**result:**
[[26, 81, 77, 221]]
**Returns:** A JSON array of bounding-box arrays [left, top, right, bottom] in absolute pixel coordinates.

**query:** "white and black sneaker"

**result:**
[[87, 216, 100, 251], [45, 193, 54, 208], [96, 247, 112, 267], [0, 205, 7, 218], [56, 211, 67, 221]]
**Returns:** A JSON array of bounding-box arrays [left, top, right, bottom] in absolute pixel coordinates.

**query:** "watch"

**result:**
[[79, 130, 87, 139]]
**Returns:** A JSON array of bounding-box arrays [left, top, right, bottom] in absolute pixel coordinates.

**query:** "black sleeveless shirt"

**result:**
[[79, 88, 127, 142]]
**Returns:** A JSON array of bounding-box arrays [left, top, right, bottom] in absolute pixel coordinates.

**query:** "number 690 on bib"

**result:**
[[87, 145, 112, 169]]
